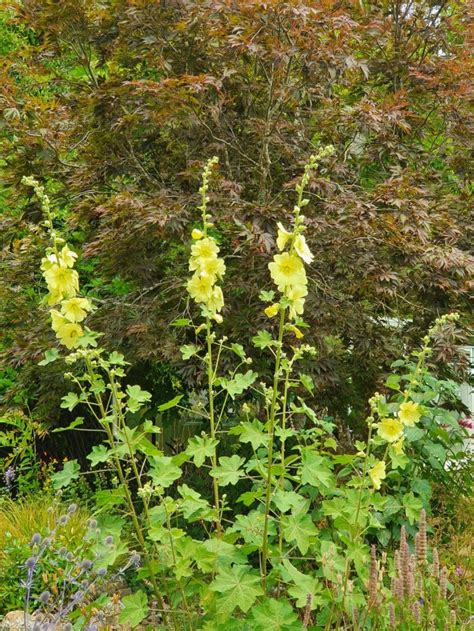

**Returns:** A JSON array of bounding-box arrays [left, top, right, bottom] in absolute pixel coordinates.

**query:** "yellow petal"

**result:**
[[264, 304, 279, 318], [288, 325, 304, 339], [294, 234, 314, 264], [276, 223, 291, 251]]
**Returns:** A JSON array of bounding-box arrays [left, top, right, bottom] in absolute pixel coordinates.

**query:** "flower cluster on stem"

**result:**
[[22, 176, 93, 350]]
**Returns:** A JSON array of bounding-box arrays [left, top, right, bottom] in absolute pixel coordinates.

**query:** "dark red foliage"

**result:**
[[1, 0, 472, 427]]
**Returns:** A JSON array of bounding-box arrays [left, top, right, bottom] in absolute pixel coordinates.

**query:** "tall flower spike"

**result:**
[[23, 176, 93, 350], [267, 146, 334, 321], [368, 544, 378, 608], [400, 526, 410, 597], [186, 157, 225, 323], [440, 567, 448, 599], [388, 603, 396, 626], [417, 509, 427, 564], [412, 600, 421, 623]]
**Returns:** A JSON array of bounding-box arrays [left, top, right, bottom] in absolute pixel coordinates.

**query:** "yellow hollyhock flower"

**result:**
[[398, 401, 422, 427], [377, 418, 404, 443], [287, 284, 308, 319], [191, 237, 219, 261], [187, 273, 214, 303], [56, 322, 83, 349], [294, 234, 314, 264], [268, 252, 306, 291], [369, 460, 386, 490], [43, 264, 79, 297], [50, 309, 68, 333], [61, 297, 92, 323], [199, 256, 226, 280], [206, 286, 224, 313], [59, 246, 78, 268], [264, 303, 279, 318], [191, 228, 204, 240], [276, 223, 291, 251]]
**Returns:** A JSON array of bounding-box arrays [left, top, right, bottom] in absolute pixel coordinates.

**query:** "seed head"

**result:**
[[31, 533, 42, 546], [26, 556, 37, 569], [130, 553, 141, 567]]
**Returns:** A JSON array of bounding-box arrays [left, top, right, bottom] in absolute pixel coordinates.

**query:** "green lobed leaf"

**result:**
[[60, 392, 80, 412], [222, 370, 257, 399], [403, 491, 423, 524], [280, 559, 321, 609], [251, 598, 302, 630], [149, 455, 182, 488], [210, 564, 264, 614], [252, 330, 274, 349], [180, 344, 200, 359], [108, 351, 127, 365], [230, 420, 268, 450], [187, 434, 219, 467], [118, 591, 149, 628], [126, 384, 152, 413], [281, 510, 318, 554], [38, 348, 59, 366], [299, 449, 335, 492], [210, 455, 245, 486], [87, 444, 111, 467], [385, 374, 401, 390], [52, 459, 80, 490]]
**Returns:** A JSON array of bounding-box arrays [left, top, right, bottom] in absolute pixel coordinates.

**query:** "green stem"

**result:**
[[206, 317, 222, 536], [261, 308, 286, 590], [277, 365, 291, 561], [85, 358, 177, 630], [163, 498, 192, 629], [279, 364, 292, 488], [340, 416, 375, 620]]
